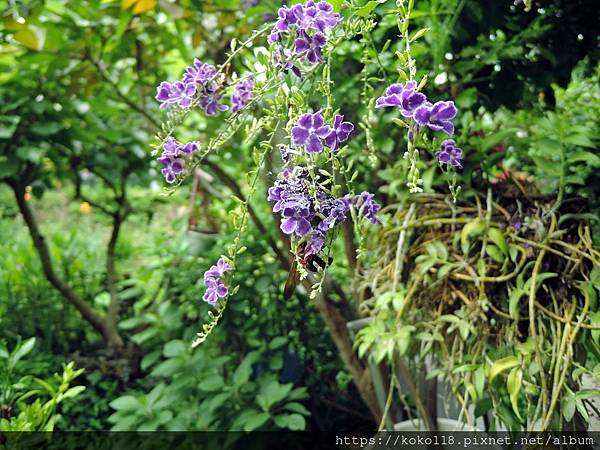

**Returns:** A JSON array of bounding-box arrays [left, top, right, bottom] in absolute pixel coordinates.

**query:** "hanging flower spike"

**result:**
[[318, 195, 351, 231], [414, 100, 458, 136], [306, 230, 326, 256], [202, 257, 232, 306], [157, 137, 199, 184], [298, 1, 341, 31], [291, 111, 332, 154], [353, 192, 382, 224], [435, 139, 463, 168], [325, 115, 354, 151], [231, 77, 254, 113], [375, 81, 427, 118]]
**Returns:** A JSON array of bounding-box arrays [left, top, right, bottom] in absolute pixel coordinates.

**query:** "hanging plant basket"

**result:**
[[355, 184, 600, 431]]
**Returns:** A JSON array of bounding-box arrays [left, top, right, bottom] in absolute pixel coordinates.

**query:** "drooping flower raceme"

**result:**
[[352, 192, 383, 225], [202, 257, 232, 306], [155, 58, 228, 116], [268, 167, 381, 257], [157, 137, 199, 184], [231, 77, 254, 113], [376, 81, 457, 136], [268, 1, 340, 77], [435, 139, 463, 168]]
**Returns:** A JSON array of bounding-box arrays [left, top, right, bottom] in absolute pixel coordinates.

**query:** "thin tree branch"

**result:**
[[9, 181, 110, 342]]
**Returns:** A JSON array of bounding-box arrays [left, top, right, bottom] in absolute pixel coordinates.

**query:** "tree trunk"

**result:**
[[10, 181, 124, 350]]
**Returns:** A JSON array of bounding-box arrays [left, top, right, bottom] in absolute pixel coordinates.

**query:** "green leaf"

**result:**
[[0, 115, 20, 139], [16, 146, 43, 163], [487, 228, 508, 255], [273, 413, 306, 430], [355, 0, 382, 17], [560, 395, 575, 422], [240, 411, 270, 432], [486, 245, 505, 264], [567, 150, 600, 165], [258, 380, 293, 409], [508, 287, 524, 320], [233, 351, 260, 388], [109, 395, 142, 411], [11, 337, 36, 367], [461, 220, 485, 254], [283, 402, 310, 416], [199, 374, 225, 392], [489, 356, 519, 382], [507, 367, 523, 421], [410, 27, 430, 42], [163, 340, 186, 358], [63, 385, 86, 399], [0, 156, 18, 178], [480, 129, 518, 151], [269, 336, 287, 350], [329, 0, 344, 11]]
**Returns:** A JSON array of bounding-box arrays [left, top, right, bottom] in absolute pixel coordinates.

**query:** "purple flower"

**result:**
[[157, 137, 199, 184], [161, 160, 185, 184], [269, 1, 340, 75], [200, 91, 229, 116], [269, 4, 303, 43], [273, 48, 302, 78], [414, 100, 458, 136], [202, 257, 232, 306], [353, 192, 382, 225], [291, 111, 331, 154], [298, 1, 340, 31], [325, 114, 354, 150], [183, 59, 217, 84], [155, 81, 196, 109], [278, 144, 299, 163], [435, 139, 463, 168], [295, 32, 327, 64], [204, 256, 232, 280], [280, 200, 313, 236], [306, 230, 326, 256], [268, 166, 381, 258], [375, 81, 427, 118], [318, 195, 350, 231], [231, 77, 254, 113]]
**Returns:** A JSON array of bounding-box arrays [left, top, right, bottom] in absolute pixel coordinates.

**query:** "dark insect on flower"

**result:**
[[283, 240, 333, 299]]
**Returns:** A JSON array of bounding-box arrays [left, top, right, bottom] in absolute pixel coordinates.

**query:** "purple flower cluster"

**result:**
[[353, 192, 382, 225], [435, 139, 463, 168], [268, 167, 381, 257], [268, 1, 340, 76], [291, 111, 353, 154], [155, 58, 228, 116], [231, 77, 254, 113], [157, 137, 199, 184], [376, 81, 457, 136], [202, 257, 232, 305]]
